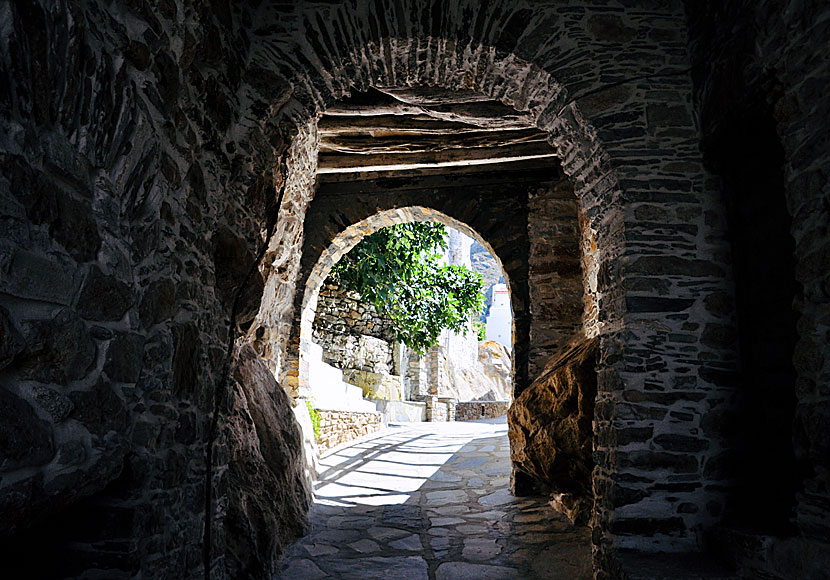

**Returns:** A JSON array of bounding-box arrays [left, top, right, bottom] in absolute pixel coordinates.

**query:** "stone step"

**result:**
[[309, 357, 344, 385], [616, 551, 738, 580], [309, 356, 378, 412], [308, 341, 382, 413]]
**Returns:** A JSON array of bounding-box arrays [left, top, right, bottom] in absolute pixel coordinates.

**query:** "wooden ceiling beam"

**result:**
[[324, 98, 533, 129], [316, 159, 564, 194], [318, 114, 520, 135], [319, 128, 548, 154], [375, 86, 496, 105], [316, 153, 560, 180], [317, 141, 554, 171]]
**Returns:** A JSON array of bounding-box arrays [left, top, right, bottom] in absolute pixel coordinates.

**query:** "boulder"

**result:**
[[508, 335, 598, 523], [218, 344, 312, 579]]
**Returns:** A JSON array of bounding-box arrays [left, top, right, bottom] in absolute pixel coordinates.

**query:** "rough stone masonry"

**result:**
[[0, 2, 828, 580]]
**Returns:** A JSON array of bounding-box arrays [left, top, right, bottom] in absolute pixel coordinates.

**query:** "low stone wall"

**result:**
[[455, 401, 511, 421], [423, 396, 456, 422], [316, 410, 382, 453]]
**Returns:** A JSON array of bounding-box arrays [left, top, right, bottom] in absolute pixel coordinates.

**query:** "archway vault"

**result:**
[[248, 37, 641, 571], [3, 2, 825, 579], [243, 3, 731, 571]]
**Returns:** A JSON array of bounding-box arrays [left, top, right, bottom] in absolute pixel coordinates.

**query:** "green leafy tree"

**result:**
[[328, 222, 484, 354]]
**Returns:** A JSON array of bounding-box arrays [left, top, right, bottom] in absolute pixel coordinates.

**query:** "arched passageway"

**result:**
[[240, 23, 726, 568], [7, 3, 829, 579], [273, 86, 596, 404], [253, 85, 600, 577]]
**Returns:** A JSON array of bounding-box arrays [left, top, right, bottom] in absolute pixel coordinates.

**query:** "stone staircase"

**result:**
[[307, 342, 377, 413]]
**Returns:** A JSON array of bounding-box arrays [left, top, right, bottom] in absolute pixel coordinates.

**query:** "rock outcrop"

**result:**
[[445, 340, 513, 402], [508, 336, 597, 523], [218, 345, 311, 579]]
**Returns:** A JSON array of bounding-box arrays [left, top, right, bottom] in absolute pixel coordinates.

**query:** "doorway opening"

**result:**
[[305, 219, 513, 445]]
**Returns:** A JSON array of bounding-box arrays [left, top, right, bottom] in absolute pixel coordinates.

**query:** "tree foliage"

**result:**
[[328, 222, 484, 354], [473, 320, 486, 342]]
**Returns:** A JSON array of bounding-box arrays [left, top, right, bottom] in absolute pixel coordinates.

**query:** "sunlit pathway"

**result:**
[[275, 418, 592, 580]]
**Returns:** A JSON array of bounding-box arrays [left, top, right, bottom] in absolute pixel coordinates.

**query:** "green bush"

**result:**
[[306, 399, 321, 441]]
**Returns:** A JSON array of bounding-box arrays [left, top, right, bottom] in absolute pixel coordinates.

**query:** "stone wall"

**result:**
[[313, 284, 396, 343], [684, 2, 830, 578], [315, 333, 394, 376], [311, 283, 401, 401], [312, 284, 395, 373], [455, 401, 511, 422], [315, 410, 383, 453], [0, 2, 311, 578], [2, 1, 828, 578], [528, 179, 587, 378]]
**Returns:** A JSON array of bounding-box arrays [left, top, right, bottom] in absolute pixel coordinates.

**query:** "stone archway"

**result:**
[[243, 38, 632, 567], [3, 2, 828, 579], [241, 9, 729, 566], [297, 207, 522, 399]]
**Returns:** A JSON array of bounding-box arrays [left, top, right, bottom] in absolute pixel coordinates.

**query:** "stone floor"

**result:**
[[275, 417, 592, 580]]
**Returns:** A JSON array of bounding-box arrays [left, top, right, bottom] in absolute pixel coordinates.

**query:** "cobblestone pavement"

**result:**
[[275, 418, 592, 579]]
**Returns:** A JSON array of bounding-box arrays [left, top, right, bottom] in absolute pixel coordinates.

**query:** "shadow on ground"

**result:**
[[275, 420, 591, 579]]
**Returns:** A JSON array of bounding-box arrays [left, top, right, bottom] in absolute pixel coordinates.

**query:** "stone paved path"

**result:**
[[275, 418, 592, 579]]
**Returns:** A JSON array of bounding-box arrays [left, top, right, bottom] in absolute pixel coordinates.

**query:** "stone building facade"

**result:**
[[0, 2, 828, 580]]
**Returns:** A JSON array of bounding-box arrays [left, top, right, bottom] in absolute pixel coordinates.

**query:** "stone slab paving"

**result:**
[[275, 418, 592, 579]]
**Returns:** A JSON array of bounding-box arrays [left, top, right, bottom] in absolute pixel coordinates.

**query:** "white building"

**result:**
[[485, 283, 512, 351]]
